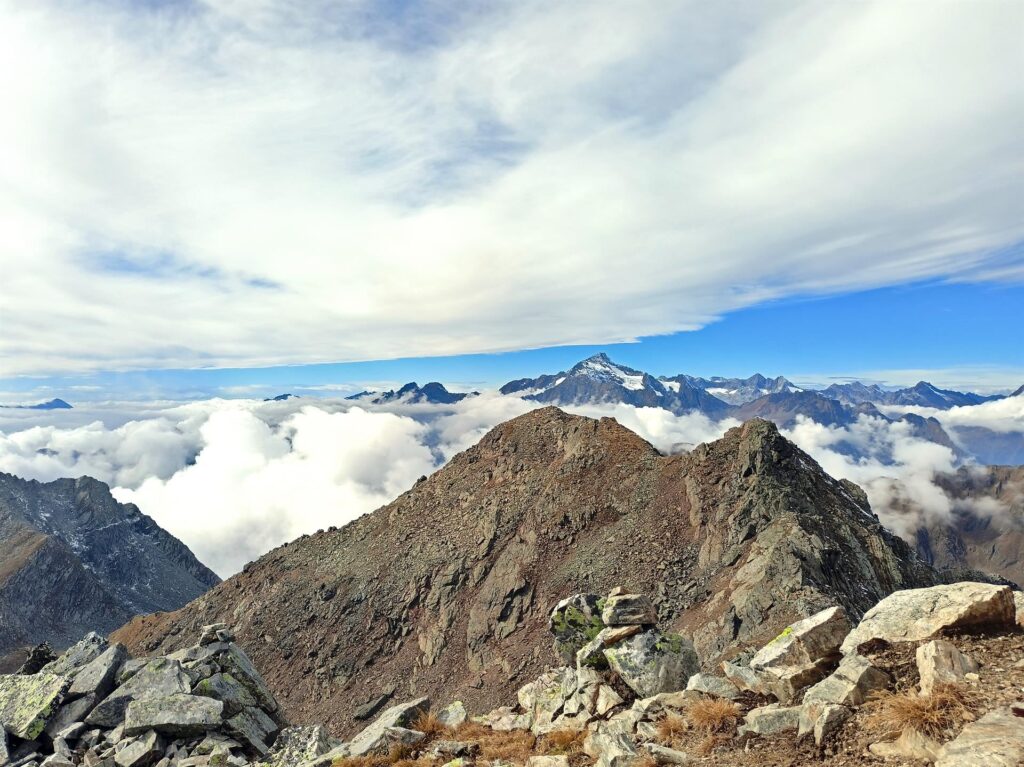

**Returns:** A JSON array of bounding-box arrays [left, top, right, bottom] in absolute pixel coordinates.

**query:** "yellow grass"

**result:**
[[865, 683, 981, 741], [686, 698, 739, 735]]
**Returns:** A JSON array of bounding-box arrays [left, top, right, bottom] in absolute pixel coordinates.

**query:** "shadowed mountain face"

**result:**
[[0, 473, 220, 670], [113, 408, 941, 736]]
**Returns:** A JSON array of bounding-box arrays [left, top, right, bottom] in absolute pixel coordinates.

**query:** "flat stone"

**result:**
[[114, 731, 163, 767], [0, 672, 69, 739], [347, 697, 430, 756], [583, 730, 638, 767], [44, 694, 98, 738], [685, 673, 740, 699], [737, 704, 800, 737], [86, 659, 190, 728], [841, 583, 1016, 653], [604, 629, 699, 698], [870, 728, 943, 761], [643, 743, 692, 765], [601, 594, 657, 626], [68, 645, 128, 701], [935, 706, 1024, 767], [436, 700, 467, 728], [802, 654, 890, 707], [124, 694, 223, 738], [917, 640, 980, 696], [44, 634, 109, 678], [751, 607, 850, 671]]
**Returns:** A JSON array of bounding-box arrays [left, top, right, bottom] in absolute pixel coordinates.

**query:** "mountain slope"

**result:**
[[675, 373, 800, 405], [0, 473, 220, 669], [347, 382, 477, 405], [113, 408, 939, 736]]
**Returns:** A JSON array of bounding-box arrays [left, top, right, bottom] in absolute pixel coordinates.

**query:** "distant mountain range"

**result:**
[[0, 472, 220, 671], [0, 398, 73, 410], [347, 381, 478, 405]]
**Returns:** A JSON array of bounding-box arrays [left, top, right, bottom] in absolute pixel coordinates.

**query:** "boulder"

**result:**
[[840, 583, 1016, 653], [18, 643, 58, 675], [797, 701, 850, 745], [601, 594, 657, 626], [192, 673, 258, 717], [518, 668, 572, 732], [583, 730, 638, 767], [436, 701, 468, 729], [347, 697, 430, 756], [198, 624, 229, 647], [595, 685, 624, 716], [604, 629, 698, 697], [86, 659, 191, 728], [0, 672, 69, 739], [936, 706, 1024, 767], [216, 645, 279, 715], [44, 694, 98, 738], [685, 673, 740, 700], [262, 725, 342, 765], [429, 740, 477, 759], [802, 655, 890, 707], [1, 729, 9, 765], [549, 594, 605, 663], [720, 662, 769, 695], [576, 626, 644, 670], [737, 704, 800, 737], [124, 695, 224, 738], [68, 645, 128, 700], [44, 634, 109, 678], [750, 607, 850, 671], [472, 706, 530, 732], [114, 731, 163, 767], [1015, 591, 1024, 629], [643, 743, 692, 765], [227, 706, 279, 755], [916, 640, 980, 696]]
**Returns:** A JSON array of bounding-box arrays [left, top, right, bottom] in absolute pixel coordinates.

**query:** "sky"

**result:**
[[1, 0, 1023, 400]]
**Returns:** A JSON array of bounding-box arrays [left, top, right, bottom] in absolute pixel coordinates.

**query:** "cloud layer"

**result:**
[[3, 393, 1022, 576], [1, 0, 1022, 375]]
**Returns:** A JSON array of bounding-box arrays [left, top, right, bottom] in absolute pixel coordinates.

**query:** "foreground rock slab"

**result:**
[[935, 706, 1024, 767], [0, 672, 68, 739], [840, 583, 1016, 653]]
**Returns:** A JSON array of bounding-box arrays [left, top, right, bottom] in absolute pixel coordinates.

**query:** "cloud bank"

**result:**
[[3, 394, 1022, 576], [1, 0, 1022, 375]]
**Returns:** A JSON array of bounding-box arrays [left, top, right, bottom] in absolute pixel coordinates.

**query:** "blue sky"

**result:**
[[2, 1, 1022, 400], [3, 280, 1021, 403]]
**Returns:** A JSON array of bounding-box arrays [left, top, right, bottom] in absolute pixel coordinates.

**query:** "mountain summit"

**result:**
[[114, 408, 941, 736]]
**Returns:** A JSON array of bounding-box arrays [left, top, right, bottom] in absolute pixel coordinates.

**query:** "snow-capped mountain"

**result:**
[[0, 398, 73, 410], [823, 380, 1000, 409], [500, 353, 733, 416], [347, 381, 477, 405], [669, 373, 801, 405]]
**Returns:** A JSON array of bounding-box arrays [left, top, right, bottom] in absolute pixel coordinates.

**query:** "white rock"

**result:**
[[750, 607, 850, 671], [685, 674, 740, 699], [802, 654, 890, 707], [936, 706, 1024, 767], [737, 703, 800, 737], [916, 640, 979, 696]]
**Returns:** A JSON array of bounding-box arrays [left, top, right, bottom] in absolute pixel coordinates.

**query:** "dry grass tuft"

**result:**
[[412, 711, 451, 739], [656, 713, 688, 746], [865, 683, 981, 741], [686, 698, 740, 735], [696, 734, 731, 756], [453, 721, 537, 763], [540, 728, 587, 755], [633, 754, 659, 767]]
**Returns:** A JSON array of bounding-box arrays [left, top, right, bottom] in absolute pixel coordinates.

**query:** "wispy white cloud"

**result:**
[[1, 0, 1022, 375]]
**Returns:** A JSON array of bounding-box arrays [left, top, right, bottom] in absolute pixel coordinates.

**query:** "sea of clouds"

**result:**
[[1, 393, 1021, 577]]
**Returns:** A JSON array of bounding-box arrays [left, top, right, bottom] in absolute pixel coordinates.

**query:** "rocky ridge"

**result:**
[[111, 409, 953, 736]]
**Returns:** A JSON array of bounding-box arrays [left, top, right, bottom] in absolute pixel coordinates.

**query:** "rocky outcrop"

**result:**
[[113, 410, 942, 735], [0, 627, 283, 767], [0, 473, 220, 670]]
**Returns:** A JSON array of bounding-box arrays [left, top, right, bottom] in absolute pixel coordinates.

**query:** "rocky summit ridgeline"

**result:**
[[0, 474, 220, 673], [111, 409, 969, 736], [5, 581, 1023, 767]]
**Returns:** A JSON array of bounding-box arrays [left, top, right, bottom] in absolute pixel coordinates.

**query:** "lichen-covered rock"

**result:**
[[0, 671, 69, 739], [259, 725, 338, 767], [604, 630, 698, 697], [518, 668, 572, 732], [86, 659, 190, 728], [737, 703, 800, 737], [802, 655, 890, 707], [935, 706, 1024, 767], [215, 645, 279, 716], [44, 634, 109, 679], [192, 673, 258, 717], [227, 706, 279, 755], [600, 594, 657, 627], [548, 594, 605, 663], [685, 673, 740, 699], [44, 693, 98, 738], [916, 640, 980, 696], [436, 701, 467, 729], [840, 583, 1016, 653], [124, 694, 223, 738], [583, 729, 638, 767]]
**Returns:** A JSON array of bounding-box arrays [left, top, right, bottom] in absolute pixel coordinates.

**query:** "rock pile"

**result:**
[[0, 624, 285, 767]]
